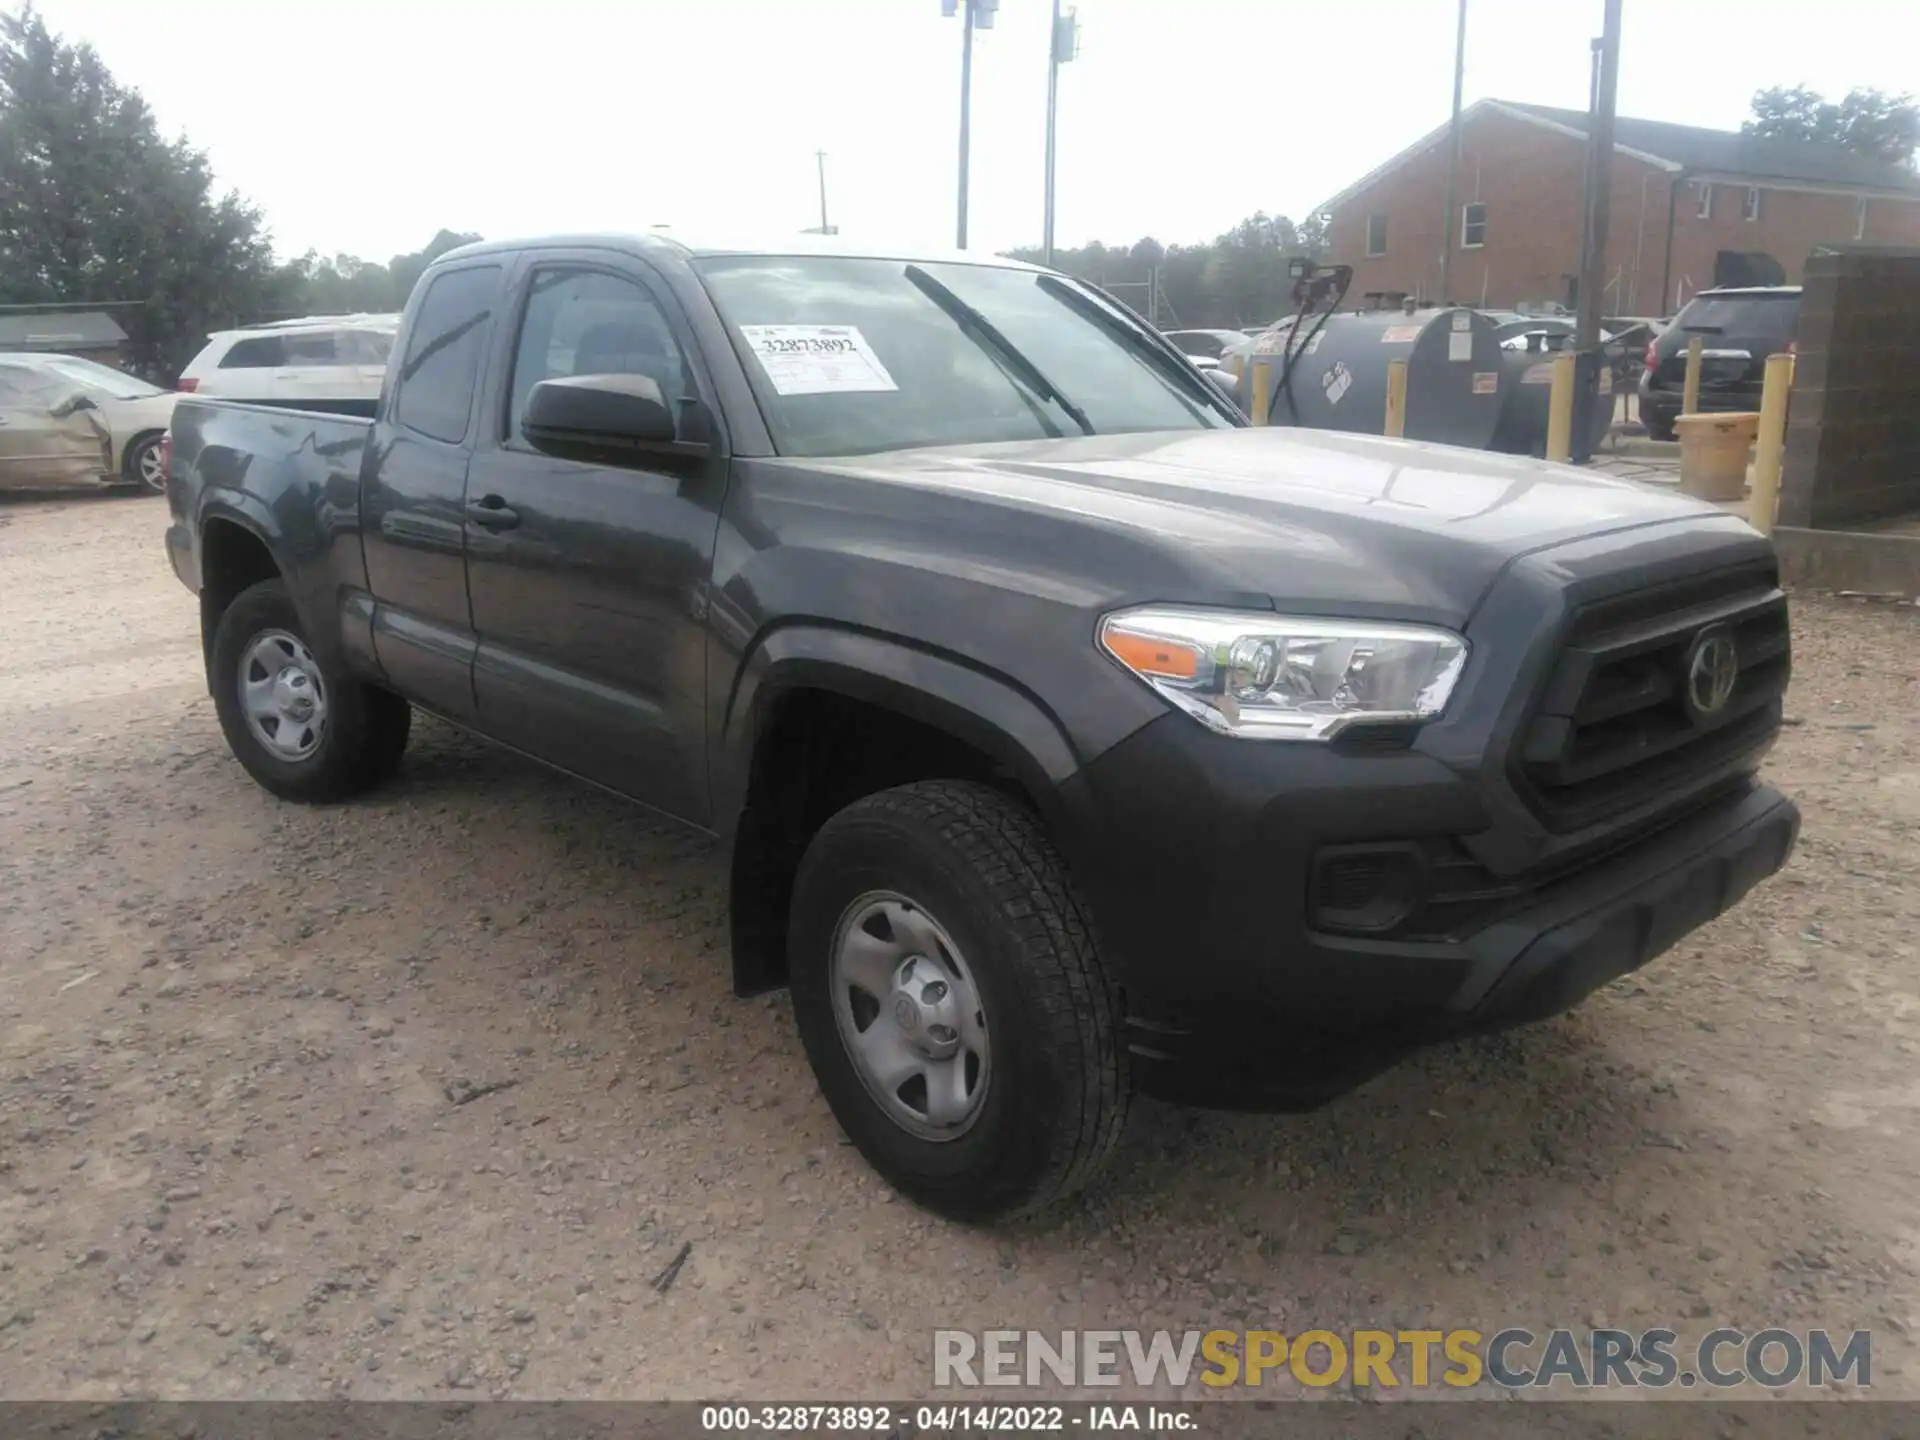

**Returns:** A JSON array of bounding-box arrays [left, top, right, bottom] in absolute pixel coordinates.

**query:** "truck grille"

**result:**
[[1516, 564, 1789, 832]]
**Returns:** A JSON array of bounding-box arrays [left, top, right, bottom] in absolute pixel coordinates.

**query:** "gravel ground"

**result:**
[[0, 493, 1915, 1402]]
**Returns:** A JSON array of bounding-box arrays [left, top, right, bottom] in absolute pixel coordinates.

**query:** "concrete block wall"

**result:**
[[1777, 251, 1920, 529]]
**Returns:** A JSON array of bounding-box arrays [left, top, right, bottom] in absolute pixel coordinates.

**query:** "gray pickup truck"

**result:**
[[165, 233, 1799, 1221]]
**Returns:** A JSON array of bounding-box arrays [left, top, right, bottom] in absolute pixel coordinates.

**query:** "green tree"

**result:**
[[1744, 85, 1920, 167], [273, 230, 483, 318], [1004, 210, 1327, 329], [0, 5, 298, 377]]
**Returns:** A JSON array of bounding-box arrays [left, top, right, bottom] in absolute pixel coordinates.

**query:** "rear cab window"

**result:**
[[393, 266, 502, 444]]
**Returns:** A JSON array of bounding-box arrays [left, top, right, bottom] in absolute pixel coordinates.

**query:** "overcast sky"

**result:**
[[27, 0, 1919, 263]]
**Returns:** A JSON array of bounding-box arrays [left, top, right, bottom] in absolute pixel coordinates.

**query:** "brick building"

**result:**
[[1321, 99, 1920, 316]]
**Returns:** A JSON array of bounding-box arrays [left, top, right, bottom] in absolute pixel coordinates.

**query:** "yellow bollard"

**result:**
[[1384, 358, 1408, 438], [1681, 334, 1704, 417], [1545, 351, 1576, 462], [1747, 352, 1795, 536], [1250, 359, 1271, 427]]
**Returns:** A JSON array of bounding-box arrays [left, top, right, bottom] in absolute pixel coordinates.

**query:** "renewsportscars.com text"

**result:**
[[932, 1327, 1871, 1391]]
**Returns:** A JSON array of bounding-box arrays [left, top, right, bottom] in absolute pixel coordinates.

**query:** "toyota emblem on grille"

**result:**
[[1684, 625, 1740, 719]]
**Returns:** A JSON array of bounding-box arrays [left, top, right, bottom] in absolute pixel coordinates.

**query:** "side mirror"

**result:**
[[522, 373, 678, 460], [1204, 368, 1240, 400]]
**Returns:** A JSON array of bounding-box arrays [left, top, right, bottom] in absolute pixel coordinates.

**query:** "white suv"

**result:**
[[177, 314, 400, 410]]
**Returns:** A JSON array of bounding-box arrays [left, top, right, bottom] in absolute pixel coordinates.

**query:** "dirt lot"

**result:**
[[0, 494, 1916, 1402]]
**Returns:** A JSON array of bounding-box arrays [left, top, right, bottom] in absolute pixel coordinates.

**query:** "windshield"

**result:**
[[695, 255, 1236, 458], [31, 356, 164, 399]]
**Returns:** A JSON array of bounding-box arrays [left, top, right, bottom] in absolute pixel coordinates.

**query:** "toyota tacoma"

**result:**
[[164, 234, 1800, 1221]]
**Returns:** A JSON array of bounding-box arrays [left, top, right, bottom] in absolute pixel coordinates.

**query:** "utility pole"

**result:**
[[1572, 0, 1623, 459], [943, 0, 997, 249], [1438, 0, 1468, 305], [957, 5, 974, 248], [1576, 0, 1622, 349], [814, 150, 831, 235], [1042, 1, 1079, 266]]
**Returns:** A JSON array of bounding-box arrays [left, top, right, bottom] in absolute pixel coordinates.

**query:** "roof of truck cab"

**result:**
[[433, 232, 1048, 272]]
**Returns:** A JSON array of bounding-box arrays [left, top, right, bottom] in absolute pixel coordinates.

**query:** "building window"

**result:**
[[1696, 183, 1713, 220], [1744, 187, 1762, 222], [1857, 196, 1870, 241], [1460, 202, 1487, 248], [1365, 214, 1387, 257]]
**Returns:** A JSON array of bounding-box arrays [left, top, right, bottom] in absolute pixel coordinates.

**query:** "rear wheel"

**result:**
[[1645, 413, 1677, 442], [210, 579, 411, 802], [123, 433, 166, 493], [788, 780, 1129, 1222]]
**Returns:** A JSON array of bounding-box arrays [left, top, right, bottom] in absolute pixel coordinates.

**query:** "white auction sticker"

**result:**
[[739, 324, 898, 396]]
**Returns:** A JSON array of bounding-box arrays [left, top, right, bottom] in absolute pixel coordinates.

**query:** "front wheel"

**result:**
[[209, 578, 411, 802], [788, 781, 1130, 1222]]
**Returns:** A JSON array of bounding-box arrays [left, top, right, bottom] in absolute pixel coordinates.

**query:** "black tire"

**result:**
[[788, 780, 1129, 1222], [1645, 414, 1677, 442], [122, 432, 166, 493], [210, 578, 411, 802]]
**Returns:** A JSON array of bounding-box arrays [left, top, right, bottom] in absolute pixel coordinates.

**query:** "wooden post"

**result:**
[[1384, 358, 1409, 437], [1545, 351, 1577, 462], [1681, 334, 1704, 417], [1748, 352, 1794, 536]]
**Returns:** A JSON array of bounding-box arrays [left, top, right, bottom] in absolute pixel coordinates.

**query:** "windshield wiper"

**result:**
[[1034, 275, 1227, 422], [903, 264, 1095, 436]]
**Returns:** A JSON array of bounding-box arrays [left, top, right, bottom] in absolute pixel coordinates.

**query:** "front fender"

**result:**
[[715, 621, 1085, 839]]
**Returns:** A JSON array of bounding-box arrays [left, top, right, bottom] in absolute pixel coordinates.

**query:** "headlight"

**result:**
[[1099, 606, 1467, 741]]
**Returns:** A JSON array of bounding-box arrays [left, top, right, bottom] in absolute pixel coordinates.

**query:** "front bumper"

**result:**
[[1062, 728, 1797, 1110]]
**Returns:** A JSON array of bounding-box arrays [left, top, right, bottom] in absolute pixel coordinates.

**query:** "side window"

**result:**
[[394, 265, 500, 444], [219, 335, 286, 368], [280, 331, 341, 366], [506, 268, 691, 444], [1365, 215, 1387, 257], [1461, 202, 1487, 248]]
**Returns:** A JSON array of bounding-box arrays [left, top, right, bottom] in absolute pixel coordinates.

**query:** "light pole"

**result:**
[[807, 150, 837, 235], [1438, 0, 1467, 305], [1042, 0, 1079, 266], [941, 0, 998, 249]]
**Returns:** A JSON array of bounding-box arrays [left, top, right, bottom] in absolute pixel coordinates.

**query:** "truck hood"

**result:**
[[796, 426, 1744, 626]]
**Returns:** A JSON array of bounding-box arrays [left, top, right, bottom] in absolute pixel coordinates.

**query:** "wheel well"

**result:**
[[198, 519, 282, 657], [728, 688, 1028, 997]]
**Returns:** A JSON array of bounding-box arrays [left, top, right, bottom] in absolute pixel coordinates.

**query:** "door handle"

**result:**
[[467, 495, 520, 531]]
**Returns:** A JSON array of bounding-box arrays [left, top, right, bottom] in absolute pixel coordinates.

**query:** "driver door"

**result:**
[[463, 256, 727, 825]]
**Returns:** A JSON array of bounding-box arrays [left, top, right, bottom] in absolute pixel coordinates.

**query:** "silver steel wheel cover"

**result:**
[[829, 890, 990, 1141], [238, 629, 328, 761], [137, 441, 166, 490]]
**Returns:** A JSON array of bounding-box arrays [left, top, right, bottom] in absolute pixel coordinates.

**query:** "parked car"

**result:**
[[165, 233, 1799, 1221], [177, 314, 400, 414], [0, 377, 113, 492], [1160, 328, 1245, 370], [1639, 286, 1799, 441], [0, 352, 177, 491]]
